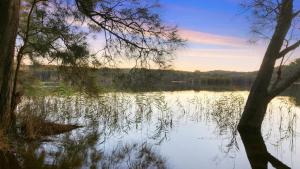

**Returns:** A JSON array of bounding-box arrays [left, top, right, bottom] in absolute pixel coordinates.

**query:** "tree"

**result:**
[[0, 0, 182, 131], [13, 0, 90, 110], [75, 0, 182, 68], [238, 0, 300, 130], [0, 0, 20, 130]]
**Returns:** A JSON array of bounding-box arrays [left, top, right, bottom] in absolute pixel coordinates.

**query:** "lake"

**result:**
[[4, 90, 300, 169]]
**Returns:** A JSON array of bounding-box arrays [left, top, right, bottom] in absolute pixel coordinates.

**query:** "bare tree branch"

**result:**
[[277, 40, 300, 59], [293, 9, 300, 18], [268, 67, 300, 99], [75, 0, 183, 68]]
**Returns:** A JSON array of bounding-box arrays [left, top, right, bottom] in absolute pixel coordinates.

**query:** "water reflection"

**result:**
[[0, 143, 166, 169], [239, 129, 290, 169], [8, 91, 300, 168]]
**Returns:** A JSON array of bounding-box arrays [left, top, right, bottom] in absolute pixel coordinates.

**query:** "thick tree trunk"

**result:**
[[0, 0, 20, 130], [238, 0, 293, 130]]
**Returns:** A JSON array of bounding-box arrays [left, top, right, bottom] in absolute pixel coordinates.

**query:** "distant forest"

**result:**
[[19, 60, 300, 92], [19, 65, 255, 91]]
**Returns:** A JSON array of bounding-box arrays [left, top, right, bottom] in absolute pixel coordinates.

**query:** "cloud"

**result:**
[[171, 44, 267, 71], [173, 48, 263, 71], [179, 28, 247, 47], [176, 47, 263, 58]]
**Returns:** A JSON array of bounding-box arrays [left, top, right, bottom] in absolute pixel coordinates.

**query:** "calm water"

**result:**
[[6, 91, 300, 169]]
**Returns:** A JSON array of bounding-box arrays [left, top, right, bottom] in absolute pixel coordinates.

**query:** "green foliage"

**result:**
[[19, 0, 89, 66], [18, 0, 183, 68], [15, 0, 183, 97], [76, 0, 184, 68]]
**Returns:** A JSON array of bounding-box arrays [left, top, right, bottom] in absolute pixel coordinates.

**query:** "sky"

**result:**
[[160, 0, 263, 72], [153, 0, 299, 72], [84, 0, 300, 72]]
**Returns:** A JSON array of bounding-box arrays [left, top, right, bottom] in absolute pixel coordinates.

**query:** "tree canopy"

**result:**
[[0, 0, 183, 130], [238, 0, 300, 130], [18, 0, 183, 68]]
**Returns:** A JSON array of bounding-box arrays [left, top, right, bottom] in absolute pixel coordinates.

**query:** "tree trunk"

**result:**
[[11, 52, 23, 114], [238, 0, 293, 130], [0, 0, 20, 130]]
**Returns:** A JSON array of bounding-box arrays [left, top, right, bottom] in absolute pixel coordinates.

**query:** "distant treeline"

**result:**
[[112, 69, 256, 91], [20, 65, 257, 91]]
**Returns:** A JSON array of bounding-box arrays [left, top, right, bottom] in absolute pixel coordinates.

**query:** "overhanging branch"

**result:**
[[277, 40, 300, 59], [293, 9, 300, 18]]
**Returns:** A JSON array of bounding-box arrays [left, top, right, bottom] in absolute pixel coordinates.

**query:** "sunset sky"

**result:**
[[156, 0, 300, 72], [85, 0, 300, 72]]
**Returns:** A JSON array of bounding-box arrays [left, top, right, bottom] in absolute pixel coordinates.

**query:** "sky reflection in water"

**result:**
[[5, 91, 300, 169]]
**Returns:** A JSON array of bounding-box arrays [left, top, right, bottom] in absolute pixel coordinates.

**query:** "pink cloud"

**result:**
[[179, 29, 246, 47]]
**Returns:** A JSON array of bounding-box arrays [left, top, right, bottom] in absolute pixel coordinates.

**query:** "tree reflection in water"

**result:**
[[0, 134, 166, 169], [6, 91, 300, 168], [239, 129, 290, 169]]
